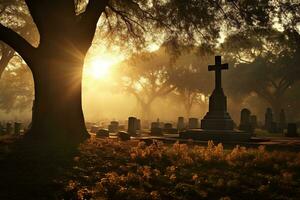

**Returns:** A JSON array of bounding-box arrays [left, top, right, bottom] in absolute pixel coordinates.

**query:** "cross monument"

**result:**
[[208, 56, 228, 90]]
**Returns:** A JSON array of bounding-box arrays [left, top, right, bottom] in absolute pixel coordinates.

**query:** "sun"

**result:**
[[85, 56, 118, 80], [89, 59, 111, 79]]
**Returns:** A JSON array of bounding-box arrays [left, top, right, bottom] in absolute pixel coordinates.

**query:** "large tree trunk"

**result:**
[[26, 53, 89, 146]]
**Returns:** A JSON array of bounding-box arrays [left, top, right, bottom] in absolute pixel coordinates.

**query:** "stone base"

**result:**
[[180, 129, 251, 142]]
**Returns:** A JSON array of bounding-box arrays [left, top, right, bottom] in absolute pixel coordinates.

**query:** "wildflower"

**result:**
[[170, 174, 176, 181], [192, 174, 198, 181], [150, 191, 160, 200]]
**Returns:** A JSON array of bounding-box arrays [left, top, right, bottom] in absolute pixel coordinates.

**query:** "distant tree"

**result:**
[[171, 52, 214, 118], [115, 49, 176, 119], [0, 56, 34, 112], [223, 29, 300, 119]]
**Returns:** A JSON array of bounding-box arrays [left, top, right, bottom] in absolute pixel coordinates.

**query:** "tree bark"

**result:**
[[26, 54, 89, 145]]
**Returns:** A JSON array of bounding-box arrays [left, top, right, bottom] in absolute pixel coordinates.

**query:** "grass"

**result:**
[[61, 139, 300, 200], [0, 136, 300, 200]]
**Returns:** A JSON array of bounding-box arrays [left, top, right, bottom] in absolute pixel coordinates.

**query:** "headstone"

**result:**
[[128, 117, 138, 136], [6, 123, 13, 134], [151, 122, 159, 129], [278, 109, 286, 133], [118, 125, 126, 131], [177, 117, 185, 131], [270, 122, 278, 133], [250, 115, 258, 128], [118, 131, 131, 141], [264, 108, 273, 132], [164, 123, 173, 129], [150, 122, 162, 136], [180, 56, 251, 142], [14, 122, 22, 135], [96, 129, 109, 138], [136, 119, 141, 130], [150, 127, 163, 136], [188, 118, 199, 129], [163, 123, 178, 134], [200, 56, 234, 130], [108, 121, 119, 133], [239, 108, 253, 133], [90, 125, 99, 133], [286, 123, 298, 137]]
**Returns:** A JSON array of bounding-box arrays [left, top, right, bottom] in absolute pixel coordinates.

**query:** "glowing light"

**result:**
[[89, 59, 111, 79]]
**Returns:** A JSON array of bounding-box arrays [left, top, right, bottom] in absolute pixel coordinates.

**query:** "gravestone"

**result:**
[[177, 117, 185, 131], [286, 123, 298, 137], [151, 122, 159, 129], [136, 119, 141, 130], [278, 109, 286, 133], [200, 56, 234, 130], [118, 131, 131, 141], [6, 123, 13, 134], [180, 56, 251, 142], [163, 123, 177, 134], [239, 108, 253, 133], [250, 115, 258, 128], [128, 117, 138, 136], [96, 129, 109, 138], [14, 122, 22, 135], [150, 122, 162, 136], [90, 125, 100, 133], [188, 118, 199, 129], [164, 123, 173, 129], [108, 121, 119, 133], [270, 122, 278, 133], [264, 108, 273, 132]]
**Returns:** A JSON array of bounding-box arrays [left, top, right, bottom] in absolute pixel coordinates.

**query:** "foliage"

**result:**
[[60, 139, 300, 200]]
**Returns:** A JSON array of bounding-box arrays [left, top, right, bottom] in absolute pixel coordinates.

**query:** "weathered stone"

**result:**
[[150, 127, 163, 136], [108, 121, 119, 133], [128, 117, 138, 136], [250, 115, 258, 128], [286, 123, 298, 137], [90, 125, 100, 133], [180, 56, 251, 142], [6, 123, 13, 134], [264, 108, 273, 132], [177, 117, 185, 131], [163, 123, 177, 134], [118, 131, 131, 141], [96, 129, 109, 138], [278, 109, 286, 133], [14, 122, 22, 135], [270, 122, 278, 133], [188, 118, 199, 129], [239, 108, 253, 133]]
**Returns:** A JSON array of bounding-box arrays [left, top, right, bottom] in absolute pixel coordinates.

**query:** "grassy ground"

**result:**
[[0, 137, 300, 200], [255, 129, 285, 137]]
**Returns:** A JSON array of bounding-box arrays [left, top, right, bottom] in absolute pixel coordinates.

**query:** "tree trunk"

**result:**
[[26, 54, 89, 146]]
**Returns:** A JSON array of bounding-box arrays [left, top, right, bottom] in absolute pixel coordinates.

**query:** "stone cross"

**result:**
[[208, 56, 228, 90]]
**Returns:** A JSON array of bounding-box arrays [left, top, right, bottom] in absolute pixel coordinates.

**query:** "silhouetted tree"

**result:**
[[0, 0, 37, 76]]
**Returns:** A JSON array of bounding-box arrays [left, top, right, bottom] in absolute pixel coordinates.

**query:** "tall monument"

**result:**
[[201, 56, 234, 130], [180, 56, 251, 142]]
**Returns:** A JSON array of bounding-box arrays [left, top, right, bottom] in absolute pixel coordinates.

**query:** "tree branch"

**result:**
[[0, 24, 35, 64]]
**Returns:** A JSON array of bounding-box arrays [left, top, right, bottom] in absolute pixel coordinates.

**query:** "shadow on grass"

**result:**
[[0, 136, 77, 200]]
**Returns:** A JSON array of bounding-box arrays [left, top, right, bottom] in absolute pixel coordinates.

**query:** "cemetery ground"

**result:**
[[0, 134, 300, 200]]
